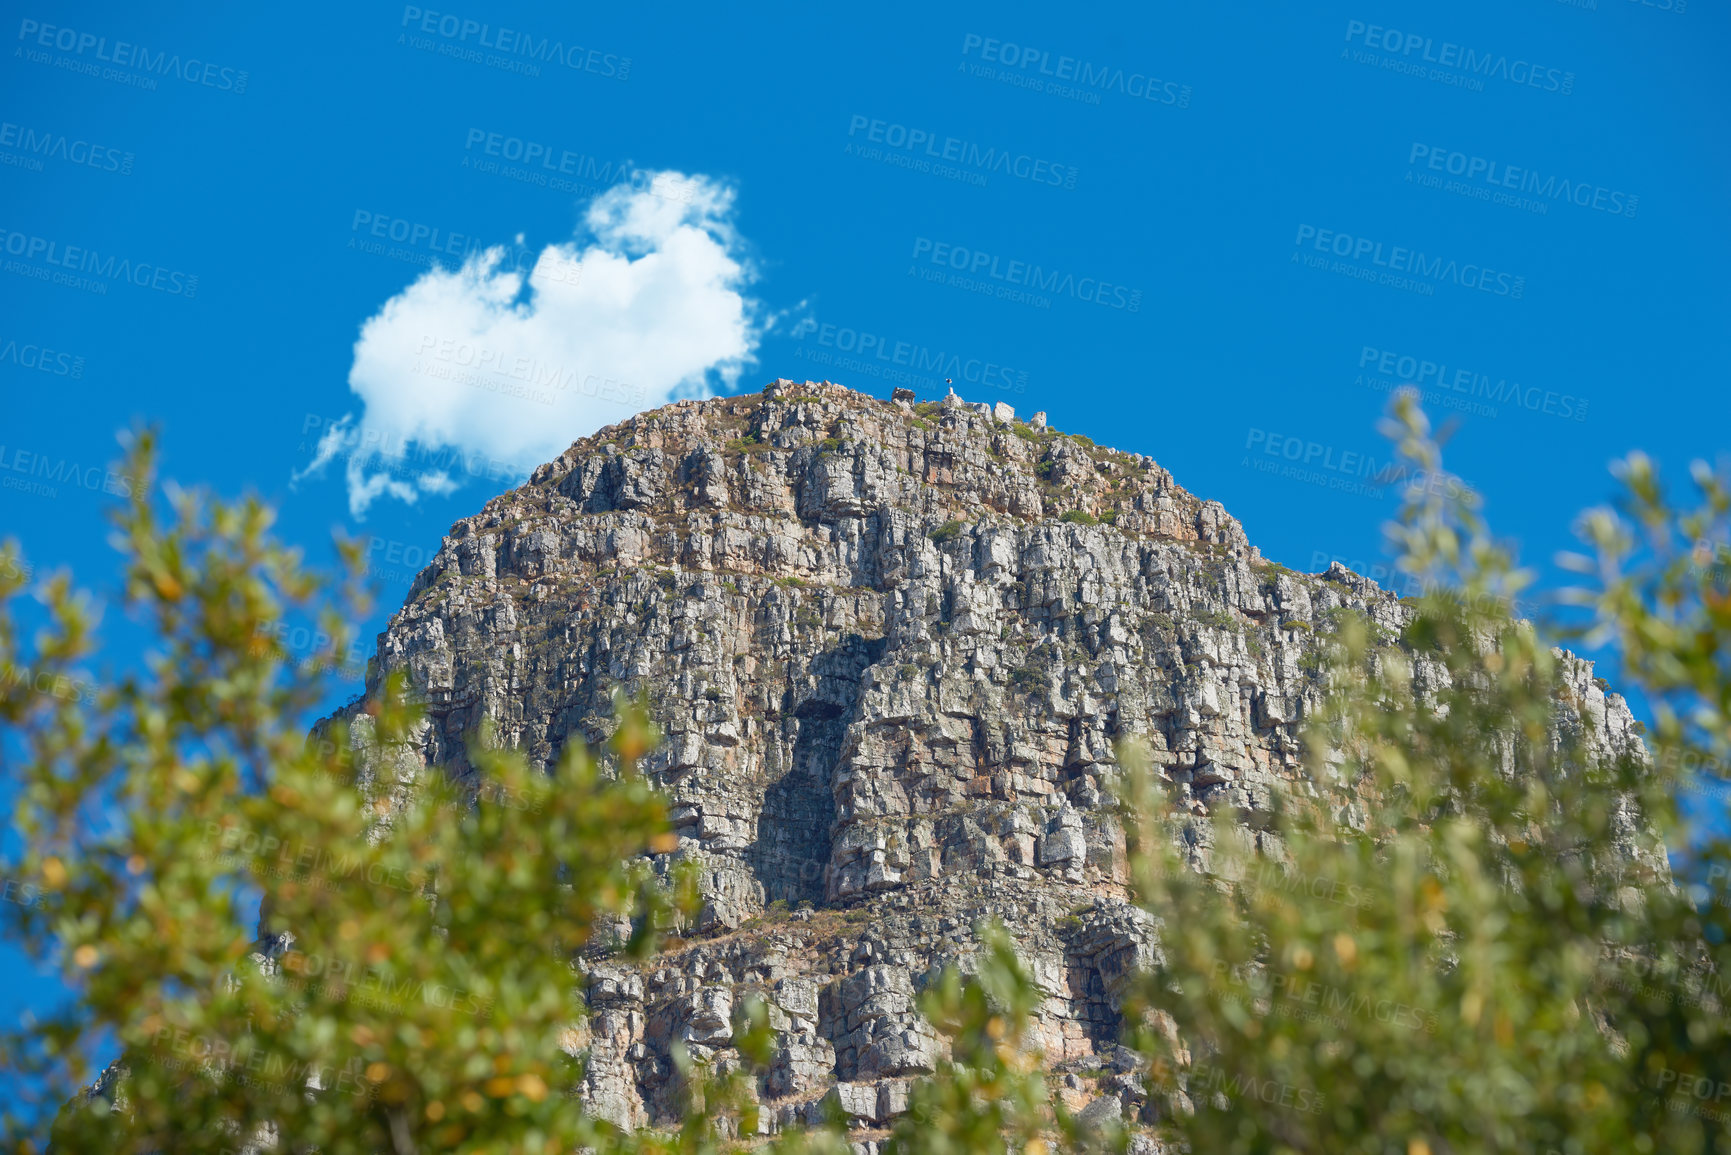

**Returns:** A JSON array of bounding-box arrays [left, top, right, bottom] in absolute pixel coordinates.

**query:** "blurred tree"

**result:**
[[0, 431, 695, 1154], [1122, 394, 1731, 1154]]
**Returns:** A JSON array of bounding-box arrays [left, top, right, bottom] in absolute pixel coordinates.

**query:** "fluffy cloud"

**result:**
[[300, 171, 761, 517]]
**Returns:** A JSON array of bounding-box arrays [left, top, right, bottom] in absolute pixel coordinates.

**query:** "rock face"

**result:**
[[313, 379, 1647, 1139]]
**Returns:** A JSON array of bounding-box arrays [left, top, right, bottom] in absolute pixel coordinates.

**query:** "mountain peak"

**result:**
[[310, 376, 1627, 1134]]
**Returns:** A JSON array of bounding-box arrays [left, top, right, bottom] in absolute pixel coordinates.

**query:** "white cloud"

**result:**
[[299, 170, 762, 517]]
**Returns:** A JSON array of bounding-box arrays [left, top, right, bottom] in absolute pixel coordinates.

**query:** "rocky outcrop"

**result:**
[[307, 379, 1647, 1140]]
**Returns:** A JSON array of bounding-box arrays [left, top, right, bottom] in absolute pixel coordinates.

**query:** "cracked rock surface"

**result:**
[[304, 379, 1648, 1139]]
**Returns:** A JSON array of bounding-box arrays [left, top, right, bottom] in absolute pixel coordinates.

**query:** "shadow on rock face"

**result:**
[[749, 634, 885, 906]]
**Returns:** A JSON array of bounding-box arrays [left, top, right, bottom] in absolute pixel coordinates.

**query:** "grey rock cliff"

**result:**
[[310, 379, 1647, 1140]]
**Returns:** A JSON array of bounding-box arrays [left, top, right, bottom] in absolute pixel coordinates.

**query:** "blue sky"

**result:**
[[2, 0, 1727, 1088]]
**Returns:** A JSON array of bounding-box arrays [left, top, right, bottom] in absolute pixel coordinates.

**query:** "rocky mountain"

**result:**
[[302, 379, 1645, 1146]]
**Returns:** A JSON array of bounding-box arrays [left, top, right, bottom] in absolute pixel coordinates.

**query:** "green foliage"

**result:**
[[724, 431, 768, 454], [1122, 394, 1731, 1155], [0, 434, 697, 1154], [929, 520, 965, 544], [1059, 510, 1099, 527]]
